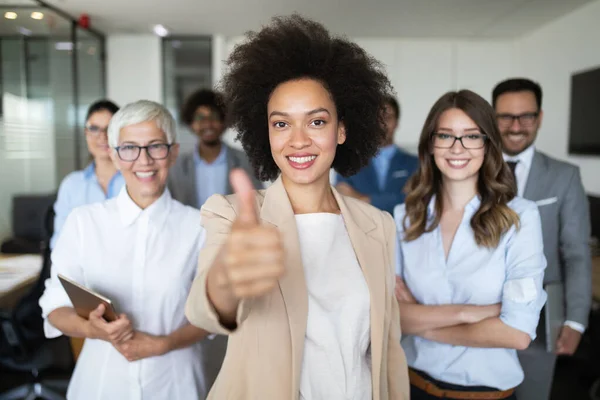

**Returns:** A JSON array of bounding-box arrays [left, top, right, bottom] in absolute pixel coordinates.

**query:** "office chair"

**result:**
[[0, 194, 56, 255], [0, 205, 72, 400]]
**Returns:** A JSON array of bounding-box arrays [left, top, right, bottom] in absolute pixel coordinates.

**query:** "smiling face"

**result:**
[[190, 105, 225, 147], [494, 91, 542, 156], [432, 108, 486, 186], [267, 78, 346, 187], [111, 120, 179, 208], [85, 110, 114, 160]]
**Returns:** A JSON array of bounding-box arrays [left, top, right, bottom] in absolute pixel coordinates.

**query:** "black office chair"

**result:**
[[0, 206, 73, 400], [0, 194, 56, 255]]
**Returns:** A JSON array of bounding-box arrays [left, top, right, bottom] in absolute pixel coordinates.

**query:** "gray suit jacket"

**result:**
[[168, 144, 262, 209], [523, 151, 592, 329]]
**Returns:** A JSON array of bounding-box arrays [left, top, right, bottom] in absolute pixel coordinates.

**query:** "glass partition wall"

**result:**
[[0, 0, 105, 241]]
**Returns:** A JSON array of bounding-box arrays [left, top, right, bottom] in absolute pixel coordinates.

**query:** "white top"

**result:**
[[39, 188, 207, 400], [296, 213, 372, 400]]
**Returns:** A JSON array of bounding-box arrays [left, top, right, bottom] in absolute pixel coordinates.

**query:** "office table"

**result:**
[[0, 253, 41, 309], [0, 253, 84, 361]]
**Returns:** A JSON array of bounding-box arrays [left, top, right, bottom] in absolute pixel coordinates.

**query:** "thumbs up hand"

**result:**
[[210, 169, 285, 309]]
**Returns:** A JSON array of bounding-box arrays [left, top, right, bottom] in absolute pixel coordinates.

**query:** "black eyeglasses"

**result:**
[[114, 143, 172, 161], [496, 112, 539, 128], [432, 133, 487, 149], [85, 124, 108, 135]]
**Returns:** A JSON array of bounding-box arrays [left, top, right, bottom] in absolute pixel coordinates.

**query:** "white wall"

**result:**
[[353, 39, 517, 153], [106, 35, 163, 106], [514, 0, 600, 195]]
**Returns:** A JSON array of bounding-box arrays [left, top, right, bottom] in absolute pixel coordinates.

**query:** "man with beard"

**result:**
[[169, 89, 261, 209], [493, 78, 592, 400], [335, 96, 418, 214]]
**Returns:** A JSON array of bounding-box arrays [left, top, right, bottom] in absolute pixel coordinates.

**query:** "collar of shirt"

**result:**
[[374, 144, 398, 163], [426, 194, 481, 222], [117, 186, 172, 228], [503, 144, 535, 169], [192, 143, 228, 166], [83, 162, 96, 179]]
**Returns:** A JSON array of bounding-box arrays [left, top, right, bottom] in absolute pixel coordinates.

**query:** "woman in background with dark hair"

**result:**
[[51, 100, 124, 248], [394, 90, 547, 399], [185, 14, 409, 400]]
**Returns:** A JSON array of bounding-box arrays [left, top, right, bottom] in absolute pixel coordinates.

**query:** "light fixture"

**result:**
[[153, 24, 169, 37], [55, 42, 74, 51], [31, 12, 44, 20], [4, 12, 17, 20]]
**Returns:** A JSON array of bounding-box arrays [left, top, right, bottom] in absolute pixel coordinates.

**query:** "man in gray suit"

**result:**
[[168, 89, 261, 209], [168, 89, 260, 398], [493, 78, 592, 400]]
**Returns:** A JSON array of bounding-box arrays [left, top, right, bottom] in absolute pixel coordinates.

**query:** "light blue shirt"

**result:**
[[394, 195, 547, 390], [371, 144, 398, 191], [193, 145, 228, 209], [51, 163, 124, 249]]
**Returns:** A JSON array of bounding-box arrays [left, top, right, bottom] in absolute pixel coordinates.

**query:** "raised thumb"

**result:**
[[230, 168, 258, 225]]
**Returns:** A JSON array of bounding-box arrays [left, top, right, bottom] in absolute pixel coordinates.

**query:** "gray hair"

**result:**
[[108, 100, 177, 148]]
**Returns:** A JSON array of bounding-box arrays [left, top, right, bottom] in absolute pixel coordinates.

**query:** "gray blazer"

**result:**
[[168, 144, 262, 209], [523, 151, 592, 329]]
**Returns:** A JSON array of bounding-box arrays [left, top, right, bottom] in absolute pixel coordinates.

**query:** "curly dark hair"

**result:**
[[221, 14, 394, 181], [180, 89, 226, 126]]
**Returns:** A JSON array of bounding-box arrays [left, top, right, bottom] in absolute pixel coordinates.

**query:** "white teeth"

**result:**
[[288, 155, 316, 164], [448, 160, 468, 166], [135, 171, 156, 178]]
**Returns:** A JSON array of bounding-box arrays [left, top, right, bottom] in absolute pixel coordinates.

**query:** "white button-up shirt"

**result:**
[[39, 188, 206, 400]]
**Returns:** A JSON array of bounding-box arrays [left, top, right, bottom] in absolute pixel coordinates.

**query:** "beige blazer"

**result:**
[[185, 177, 409, 400]]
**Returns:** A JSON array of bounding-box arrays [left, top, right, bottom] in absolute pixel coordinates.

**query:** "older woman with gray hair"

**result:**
[[39, 100, 209, 399]]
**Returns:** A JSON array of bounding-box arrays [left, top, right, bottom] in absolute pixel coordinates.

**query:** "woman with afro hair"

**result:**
[[185, 14, 409, 399]]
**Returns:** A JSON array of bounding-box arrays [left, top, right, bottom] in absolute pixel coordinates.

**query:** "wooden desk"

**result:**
[[0, 253, 84, 360], [0, 253, 40, 309]]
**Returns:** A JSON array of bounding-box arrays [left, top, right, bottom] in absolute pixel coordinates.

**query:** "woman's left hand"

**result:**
[[395, 276, 417, 304], [114, 331, 170, 362]]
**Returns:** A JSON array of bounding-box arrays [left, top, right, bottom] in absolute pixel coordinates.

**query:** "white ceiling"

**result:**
[[17, 0, 596, 38]]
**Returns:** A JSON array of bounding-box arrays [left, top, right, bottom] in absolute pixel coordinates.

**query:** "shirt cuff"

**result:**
[[564, 320, 585, 334]]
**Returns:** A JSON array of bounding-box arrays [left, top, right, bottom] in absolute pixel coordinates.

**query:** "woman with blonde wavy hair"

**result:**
[[393, 89, 547, 400]]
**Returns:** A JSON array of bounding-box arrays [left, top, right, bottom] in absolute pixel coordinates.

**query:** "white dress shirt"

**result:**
[[503, 146, 585, 334], [296, 213, 372, 400], [39, 188, 207, 400]]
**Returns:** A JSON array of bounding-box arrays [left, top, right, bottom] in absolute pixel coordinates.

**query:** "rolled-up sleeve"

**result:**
[[39, 210, 84, 338], [500, 203, 548, 340]]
